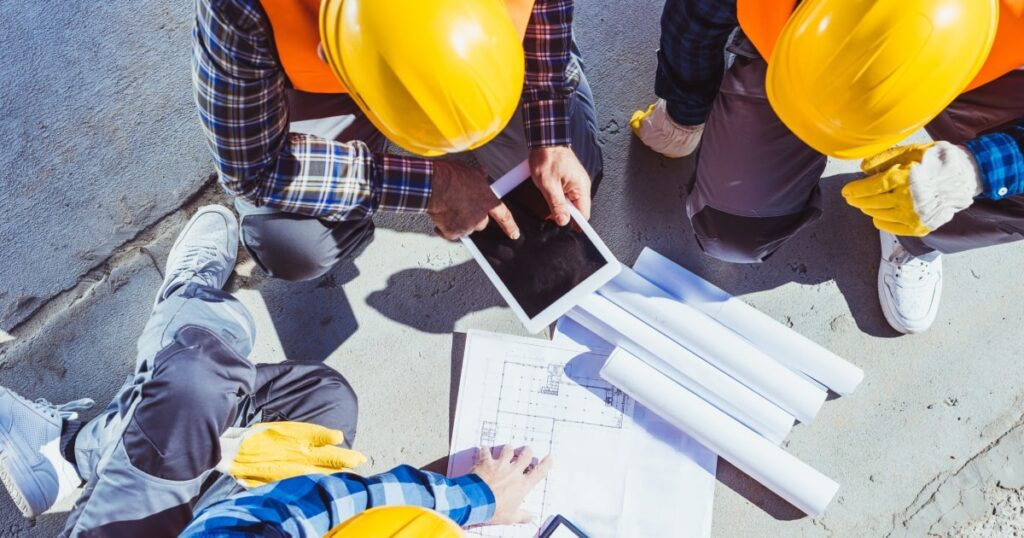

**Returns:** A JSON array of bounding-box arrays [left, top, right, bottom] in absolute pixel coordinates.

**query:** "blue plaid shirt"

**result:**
[[965, 125, 1024, 200], [655, 0, 737, 126], [180, 466, 495, 537], [192, 0, 576, 222]]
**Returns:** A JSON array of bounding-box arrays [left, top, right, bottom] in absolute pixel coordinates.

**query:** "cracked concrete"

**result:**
[[2, 0, 1024, 536], [0, 0, 213, 331]]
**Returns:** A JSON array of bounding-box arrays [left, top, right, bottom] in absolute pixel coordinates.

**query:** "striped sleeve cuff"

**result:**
[[523, 97, 572, 149], [375, 154, 433, 213], [445, 474, 496, 527], [964, 130, 1024, 201]]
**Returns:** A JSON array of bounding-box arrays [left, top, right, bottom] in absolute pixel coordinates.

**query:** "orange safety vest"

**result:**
[[259, 0, 536, 94], [737, 0, 1024, 92]]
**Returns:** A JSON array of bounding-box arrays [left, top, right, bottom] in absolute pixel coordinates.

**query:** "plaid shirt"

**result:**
[[655, 0, 738, 126], [180, 466, 495, 536], [965, 124, 1024, 200], [193, 0, 576, 221]]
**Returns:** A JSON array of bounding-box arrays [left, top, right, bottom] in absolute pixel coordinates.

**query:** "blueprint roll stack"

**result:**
[[567, 295, 795, 444], [597, 267, 827, 423], [601, 348, 840, 517], [632, 248, 864, 395]]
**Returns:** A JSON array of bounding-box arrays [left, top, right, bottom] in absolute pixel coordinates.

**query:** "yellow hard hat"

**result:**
[[766, 0, 1000, 159], [325, 506, 463, 537], [319, 0, 525, 157]]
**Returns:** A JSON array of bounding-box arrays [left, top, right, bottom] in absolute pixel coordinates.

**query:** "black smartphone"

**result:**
[[539, 515, 590, 538]]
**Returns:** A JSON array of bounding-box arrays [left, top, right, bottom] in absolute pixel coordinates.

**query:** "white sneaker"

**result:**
[[155, 205, 239, 305], [877, 231, 943, 334], [0, 387, 94, 518]]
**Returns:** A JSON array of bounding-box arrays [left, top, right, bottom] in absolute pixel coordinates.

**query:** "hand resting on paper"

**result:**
[[471, 444, 553, 525]]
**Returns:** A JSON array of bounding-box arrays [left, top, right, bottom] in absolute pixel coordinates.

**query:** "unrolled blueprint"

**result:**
[[449, 330, 716, 538]]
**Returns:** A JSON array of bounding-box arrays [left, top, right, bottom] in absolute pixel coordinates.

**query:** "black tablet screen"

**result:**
[[468, 179, 607, 318]]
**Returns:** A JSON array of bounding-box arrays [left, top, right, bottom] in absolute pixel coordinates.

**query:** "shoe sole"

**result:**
[[0, 437, 38, 518]]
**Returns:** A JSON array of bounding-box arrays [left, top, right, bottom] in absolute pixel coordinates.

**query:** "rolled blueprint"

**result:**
[[633, 248, 864, 395], [601, 348, 840, 517], [599, 268, 826, 423], [568, 295, 794, 444]]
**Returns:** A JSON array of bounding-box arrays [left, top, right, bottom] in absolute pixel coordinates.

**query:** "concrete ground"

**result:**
[[1, 0, 1022, 536]]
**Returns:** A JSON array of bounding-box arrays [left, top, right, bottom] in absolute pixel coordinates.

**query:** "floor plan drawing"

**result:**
[[449, 330, 717, 538]]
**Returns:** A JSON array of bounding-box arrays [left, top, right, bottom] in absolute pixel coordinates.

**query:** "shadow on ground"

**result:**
[[611, 140, 896, 338], [229, 255, 362, 363]]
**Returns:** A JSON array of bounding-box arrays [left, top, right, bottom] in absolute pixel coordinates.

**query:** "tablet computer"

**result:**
[[461, 160, 621, 334]]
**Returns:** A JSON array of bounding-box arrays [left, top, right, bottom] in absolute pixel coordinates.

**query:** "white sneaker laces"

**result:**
[[171, 242, 221, 283], [30, 397, 95, 422], [888, 244, 939, 283]]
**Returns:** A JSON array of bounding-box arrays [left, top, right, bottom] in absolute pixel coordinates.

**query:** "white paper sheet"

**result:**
[[449, 331, 716, 538], [633, 248, 864, 395], [568, 295, 795, 444], [598, 268, 827, 423], [552, 318, 717, 537], [601, 348, 840, 517]]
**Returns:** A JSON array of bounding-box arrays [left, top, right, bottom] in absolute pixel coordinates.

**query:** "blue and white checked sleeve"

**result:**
[[180, 466, 496, 537], [964, 123, 1024, 201], [191, 0, 432, 222]]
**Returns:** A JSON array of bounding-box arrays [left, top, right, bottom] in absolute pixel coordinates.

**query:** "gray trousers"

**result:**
[[683, 35, 1024, 263], [61, 283, 357, 537], [237, 53, 604, 282]]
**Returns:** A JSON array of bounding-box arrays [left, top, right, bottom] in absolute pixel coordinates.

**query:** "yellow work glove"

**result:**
[[216, 422, 367, 488], [630, 99, 704, 158], [842, 141, 983, 237]]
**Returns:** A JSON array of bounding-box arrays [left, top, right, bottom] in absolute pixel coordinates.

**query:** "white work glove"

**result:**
[[843, 141, 983, 236], [630, 99, 705, 158]]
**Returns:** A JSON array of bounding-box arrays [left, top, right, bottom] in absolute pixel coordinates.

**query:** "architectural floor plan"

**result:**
[[449, 330, 717, 538]]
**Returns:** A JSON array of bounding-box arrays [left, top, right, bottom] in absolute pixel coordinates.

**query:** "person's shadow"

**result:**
[[229, 254, 361, 363], [610, 138, 899, 339], [365, 137, 896, 339]]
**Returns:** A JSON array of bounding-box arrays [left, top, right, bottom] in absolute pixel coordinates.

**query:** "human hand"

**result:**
[[471, 445, 553, 525], [216, 422, 366, 488], [429, 161, 520, 240], [630, 99, 704, 158], [529, 146, 592, 225], [842, 141, 982, 237]]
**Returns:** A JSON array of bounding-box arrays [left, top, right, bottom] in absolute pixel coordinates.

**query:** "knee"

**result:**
[[240, 214, 373, 282], [285, 364, 358, 444], [149, 327, 255, 419], [125, 327, 255, 479], [690, 206, 819, 264], [306, 366, 359, 438]]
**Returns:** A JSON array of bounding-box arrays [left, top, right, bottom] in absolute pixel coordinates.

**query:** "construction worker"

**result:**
[[181, 445, 552, 536], [193, 0, 602, 282], [0, 205, 365, 536], [0, 205, 548, 536], [631, 0, 1023, 334]]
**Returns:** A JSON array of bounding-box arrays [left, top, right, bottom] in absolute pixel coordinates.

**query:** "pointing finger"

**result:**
[[488, 202, 520, 240], [536, 177, 571, 226]]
